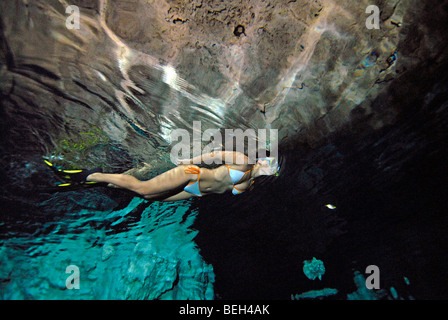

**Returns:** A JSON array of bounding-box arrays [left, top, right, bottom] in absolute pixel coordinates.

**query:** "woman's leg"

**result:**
[[86, 165, 199, 200]]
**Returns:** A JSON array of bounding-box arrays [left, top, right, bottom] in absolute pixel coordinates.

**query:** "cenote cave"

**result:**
[[1, 0, 448, 301]]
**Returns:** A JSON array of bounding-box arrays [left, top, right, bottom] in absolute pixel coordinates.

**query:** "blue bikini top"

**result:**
[[225, 165, 253, 195]]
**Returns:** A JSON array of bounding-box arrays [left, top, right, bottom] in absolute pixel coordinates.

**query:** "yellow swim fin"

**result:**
[[43, 157, 103, 188]]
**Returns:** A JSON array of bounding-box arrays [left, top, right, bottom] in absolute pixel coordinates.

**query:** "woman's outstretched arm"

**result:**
[[179, 150, 248, 165]]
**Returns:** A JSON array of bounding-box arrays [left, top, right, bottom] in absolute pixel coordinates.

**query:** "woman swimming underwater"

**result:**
[[45, 151, 280, 202]]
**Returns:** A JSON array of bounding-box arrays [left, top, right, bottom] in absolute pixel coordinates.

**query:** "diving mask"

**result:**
[[256, 157, 280, 176]]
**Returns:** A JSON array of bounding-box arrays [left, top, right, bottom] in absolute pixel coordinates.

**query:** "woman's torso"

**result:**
[[196, 164, 254, 195]]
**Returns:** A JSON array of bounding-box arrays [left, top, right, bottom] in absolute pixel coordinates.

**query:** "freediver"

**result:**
[[45, 151, 280, 201]]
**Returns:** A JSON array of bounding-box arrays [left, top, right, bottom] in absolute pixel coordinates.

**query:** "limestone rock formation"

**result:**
[[2, 0, 446, 166]]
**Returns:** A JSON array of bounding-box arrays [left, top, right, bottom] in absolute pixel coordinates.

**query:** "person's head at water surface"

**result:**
[[253, 157, 280, 177]]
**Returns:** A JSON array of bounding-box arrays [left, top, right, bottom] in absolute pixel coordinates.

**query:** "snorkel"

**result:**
[[256, 157, 280, 176]]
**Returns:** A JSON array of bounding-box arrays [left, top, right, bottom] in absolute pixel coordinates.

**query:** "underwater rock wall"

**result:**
[[0, 195, 214, 300]]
